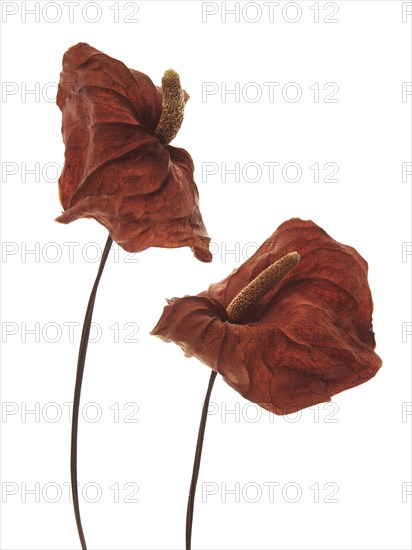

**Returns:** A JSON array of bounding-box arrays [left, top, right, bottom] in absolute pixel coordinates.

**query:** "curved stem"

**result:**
[[70, 235, 113, 550], [186, 370, 217, 550]]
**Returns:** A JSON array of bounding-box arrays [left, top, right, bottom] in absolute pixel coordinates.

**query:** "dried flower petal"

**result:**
[[55, 43, 211, 262], [152, 218, 382, 415]]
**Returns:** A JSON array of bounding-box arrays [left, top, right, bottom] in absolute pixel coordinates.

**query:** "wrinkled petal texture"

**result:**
[[56, 43, 211, 262], [152, 219, 382, 414]]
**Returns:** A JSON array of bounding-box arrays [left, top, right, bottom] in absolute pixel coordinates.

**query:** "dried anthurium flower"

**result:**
[[154, 218, 382, 550], [152, 218, 382, 415], [56, 42, 211, 262], [55, 43, 212, 550]]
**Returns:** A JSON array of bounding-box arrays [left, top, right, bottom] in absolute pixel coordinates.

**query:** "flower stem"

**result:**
[[186, 370, 217, 550], [70, 235, 112, 550], [185, 252, 300, 548]]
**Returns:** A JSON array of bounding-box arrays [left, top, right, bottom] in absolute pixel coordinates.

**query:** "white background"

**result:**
[[1, 1, 411, 549]]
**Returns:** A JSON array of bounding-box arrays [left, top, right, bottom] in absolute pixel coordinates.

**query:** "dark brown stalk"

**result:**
[[70, 235, 113, 549], [185, 251, 301, 549], [185, 370, 217, 550]]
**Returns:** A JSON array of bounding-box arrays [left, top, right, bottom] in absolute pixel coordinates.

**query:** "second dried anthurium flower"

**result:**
[[152, 218, 382, 415], [56, 42, 211, 262]]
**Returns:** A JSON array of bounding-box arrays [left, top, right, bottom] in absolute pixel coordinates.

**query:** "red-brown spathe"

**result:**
[[152, 218, 382, 415], [56, 43, 211, 262]]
